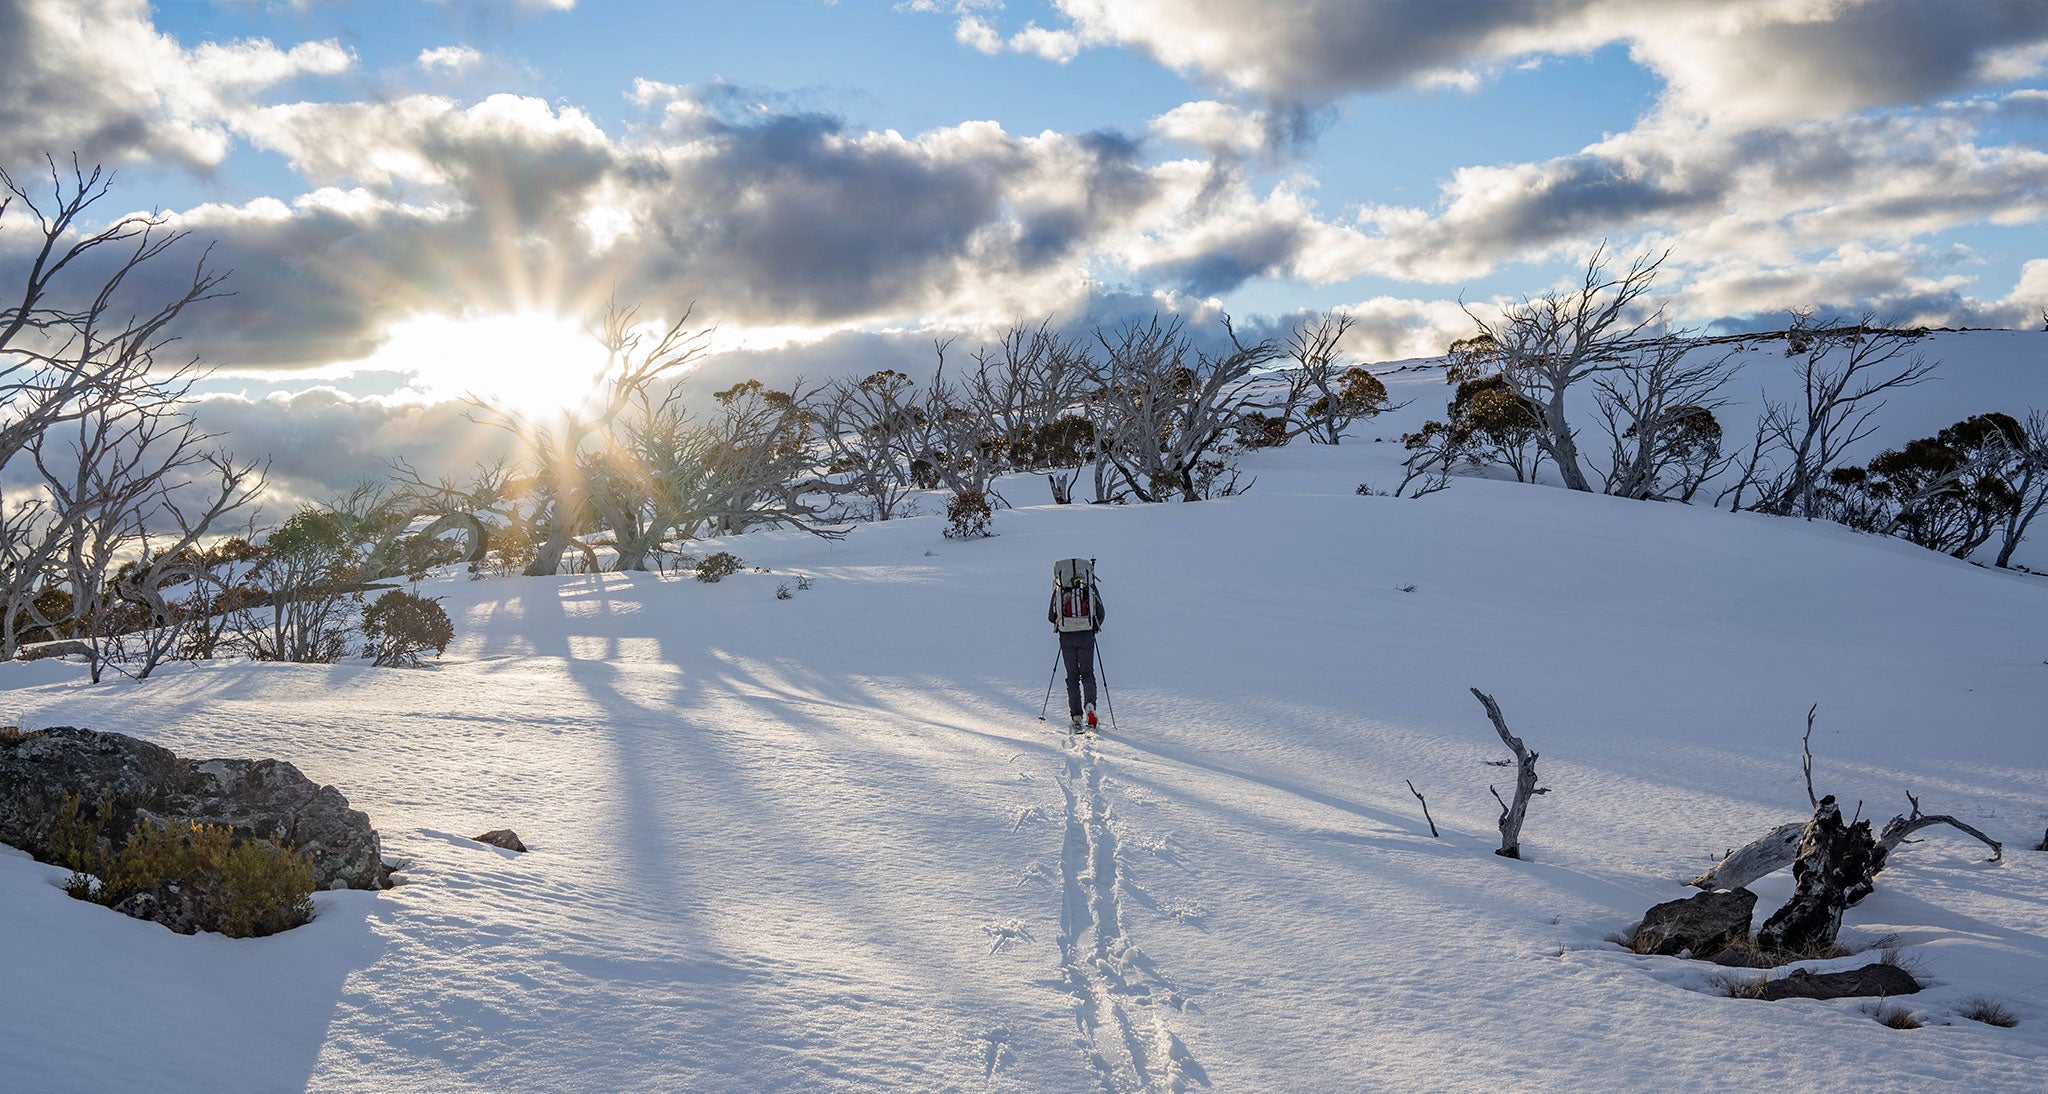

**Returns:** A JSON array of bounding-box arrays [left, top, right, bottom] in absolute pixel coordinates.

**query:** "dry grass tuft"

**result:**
[[1962, 997, 2019, 1028]]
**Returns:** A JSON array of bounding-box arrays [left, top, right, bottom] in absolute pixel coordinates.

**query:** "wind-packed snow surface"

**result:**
[[4, 332, 2048, 1091]]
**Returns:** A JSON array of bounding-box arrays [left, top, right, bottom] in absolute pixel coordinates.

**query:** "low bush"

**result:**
[[53, 792, 314, 938], [361, 590, 454, 667], [943, 491, 994, 539], [695, 551, 743, 583]]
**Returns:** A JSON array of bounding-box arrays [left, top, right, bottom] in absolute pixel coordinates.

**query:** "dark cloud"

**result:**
[[1144, 220, 1308, 296]]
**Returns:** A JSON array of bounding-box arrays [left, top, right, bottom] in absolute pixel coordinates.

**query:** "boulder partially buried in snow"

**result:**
[[1758, 963, 1920, 1001], [472, 829, 526, 852], [0, 726, 392, 890], [1630, 888, 1757, 957]]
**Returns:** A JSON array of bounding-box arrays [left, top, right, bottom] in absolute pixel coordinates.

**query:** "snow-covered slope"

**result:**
[[3, 333, 2047, 1091]]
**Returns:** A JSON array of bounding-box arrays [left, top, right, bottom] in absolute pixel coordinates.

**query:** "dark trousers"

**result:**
[[1059, 632, 1097, 716]]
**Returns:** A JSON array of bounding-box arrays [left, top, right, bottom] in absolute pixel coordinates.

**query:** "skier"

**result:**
[[1049, 569, 1105, 731]]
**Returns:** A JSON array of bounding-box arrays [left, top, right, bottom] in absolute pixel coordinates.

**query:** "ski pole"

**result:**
[[1095, 642, 1117, 733], [1038, 648, 1061, 720]]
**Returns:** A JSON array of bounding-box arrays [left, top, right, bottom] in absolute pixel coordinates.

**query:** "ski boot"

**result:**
[[1086, 704, 1098, 731]]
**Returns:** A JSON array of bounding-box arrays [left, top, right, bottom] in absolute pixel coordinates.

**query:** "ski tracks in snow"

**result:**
[[1056, 736, 1206, 1092]]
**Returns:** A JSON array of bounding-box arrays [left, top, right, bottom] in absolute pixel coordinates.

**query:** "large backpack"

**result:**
[[1052, 558, 1098, 633]]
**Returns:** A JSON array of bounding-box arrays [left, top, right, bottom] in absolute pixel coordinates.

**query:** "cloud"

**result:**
[[930, 1, 2048, 128], [417, 46, 485, 72], [190, 388, 517, 513], [0, 0, 351, 170], [1671, 243, 2048, 332], [1230, 107, 2048, 287]]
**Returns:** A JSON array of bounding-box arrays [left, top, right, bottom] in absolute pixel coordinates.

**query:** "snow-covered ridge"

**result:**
[[2, 330, 2046, 1090]]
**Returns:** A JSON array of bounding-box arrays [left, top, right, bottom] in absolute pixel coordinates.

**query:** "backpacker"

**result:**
[[1053, 557, 1098, 633]]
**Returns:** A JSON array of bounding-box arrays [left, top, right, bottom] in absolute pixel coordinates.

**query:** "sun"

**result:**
[[376, 311, 617, 419]]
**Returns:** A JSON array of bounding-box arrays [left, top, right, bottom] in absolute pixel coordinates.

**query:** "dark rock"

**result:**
[[0, 726, 391, 890], [472, 829, 526, 852], [1632, 888, 1757, 957], [1758, 963, 1920, 1001]]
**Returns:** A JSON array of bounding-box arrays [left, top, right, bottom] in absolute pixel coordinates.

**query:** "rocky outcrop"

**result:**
[[1758, 963, 1920, 1001], [1631, 888, 1757, 957], [0, 726, 392, 890]]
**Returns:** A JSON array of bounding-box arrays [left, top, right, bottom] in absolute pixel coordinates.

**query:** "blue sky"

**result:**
[[7, 0, 2048, 433]]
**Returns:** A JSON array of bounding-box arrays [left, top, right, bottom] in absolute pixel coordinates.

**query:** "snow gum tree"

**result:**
[[1092, 315, 1279, 502], [1992, 409, 2048, 568], [1824, 412, 2026, 558], [821, 369, 924, 521], [1470, 246, 1670, 493], [1725, 312, 1936, 517], [239, 509, 360, 664], [0, 158, 263, 665], [1593, 338, 1739, 501], [1275, 313, 1391, 446]]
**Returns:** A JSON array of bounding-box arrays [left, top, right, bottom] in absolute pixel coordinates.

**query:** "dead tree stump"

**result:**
[[1471, 688, 1540, 859], [1756, 795, 1886, 953]]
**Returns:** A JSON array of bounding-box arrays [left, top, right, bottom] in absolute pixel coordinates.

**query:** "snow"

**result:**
[[5, 331, 2048, 1091]]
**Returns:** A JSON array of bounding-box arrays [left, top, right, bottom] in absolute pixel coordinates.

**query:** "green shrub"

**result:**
[[695, 551, 743, 582], [360, 590, 454, 667], [55, 792, 314, 938], [943, 491, 994, 539]]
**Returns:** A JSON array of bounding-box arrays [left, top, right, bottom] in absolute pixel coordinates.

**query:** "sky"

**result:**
[[6, 0, 2048, 501]]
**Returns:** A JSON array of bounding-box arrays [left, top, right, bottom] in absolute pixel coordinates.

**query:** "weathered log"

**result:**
[[1471, 688, 1540, 859], [1756, 796, 1885, 953], [1690, 822, 1805, 890]]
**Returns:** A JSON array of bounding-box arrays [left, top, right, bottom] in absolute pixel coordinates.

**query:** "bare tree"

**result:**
[[1273, 313, 1392, 445], [921, 343, 1010, 510], [1593, 338, 1740, 501], [0, 158, 258, 665], [386, 456, 506, 568], [110, 454, 267, 678], [1740, 312, 1936, 518], [1471, 246, 1670, 492], [1092, 315, 1279, 502], [951, 320, 1097, 503], [684, 376, 842, 542], [820, 369, 924, 521]]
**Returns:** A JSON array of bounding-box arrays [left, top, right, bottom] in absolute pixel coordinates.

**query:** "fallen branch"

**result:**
[[1406, 779, 1438, 838], [1878, 792, 2001, 861], [1471, 687, 1540, 859]]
